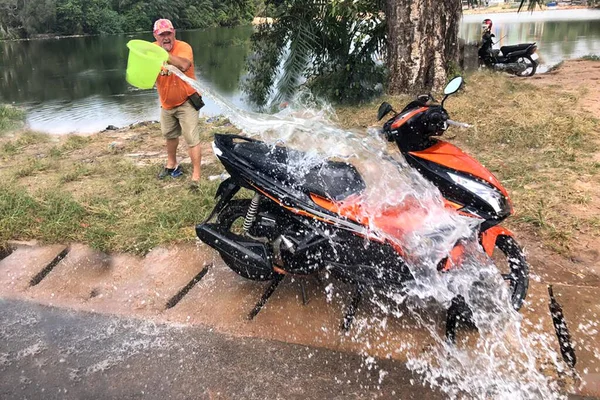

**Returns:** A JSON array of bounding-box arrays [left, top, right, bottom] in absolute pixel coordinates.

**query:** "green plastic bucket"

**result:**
[[126, 40, 169, 89]]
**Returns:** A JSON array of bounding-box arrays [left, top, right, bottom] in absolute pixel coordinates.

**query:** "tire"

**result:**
[[490, 235, 530, 311], [216, 199, 278, 281], [515, 55, 537, 77]]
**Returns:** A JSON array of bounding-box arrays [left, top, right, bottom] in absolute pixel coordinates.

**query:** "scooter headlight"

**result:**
[[447, 172, 506, 214]]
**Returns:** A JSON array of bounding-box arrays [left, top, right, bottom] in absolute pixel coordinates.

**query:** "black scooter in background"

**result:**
[[478, 18, 539, 77]]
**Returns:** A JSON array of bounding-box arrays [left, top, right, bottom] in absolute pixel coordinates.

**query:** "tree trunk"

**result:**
[[385, 0, 462, 95]]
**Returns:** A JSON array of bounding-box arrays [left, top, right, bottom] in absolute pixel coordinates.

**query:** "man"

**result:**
[[153, 18, 202, 187]]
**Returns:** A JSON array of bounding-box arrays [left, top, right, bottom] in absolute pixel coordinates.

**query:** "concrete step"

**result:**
[[0, 244, 68, 295]]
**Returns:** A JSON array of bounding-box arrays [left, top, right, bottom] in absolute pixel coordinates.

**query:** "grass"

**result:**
[[0, 67, 598, 257], [0, 105, 26, 133], [581, 54, 600, 61], [0, 121, 223, 254]]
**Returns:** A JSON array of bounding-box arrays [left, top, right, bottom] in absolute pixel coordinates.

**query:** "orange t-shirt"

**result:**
[[155, 40, 197, 110]]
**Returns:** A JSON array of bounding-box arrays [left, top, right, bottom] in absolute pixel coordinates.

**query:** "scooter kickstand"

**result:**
[[341, 285, 364, 332], [446, 302, 459, 344], [300, 280, 308, 305], [248, 274, 285, 320], [445, 295, 472, 344]]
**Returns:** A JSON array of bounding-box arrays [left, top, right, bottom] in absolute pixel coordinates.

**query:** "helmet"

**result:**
[[482, 18, 493, 33]]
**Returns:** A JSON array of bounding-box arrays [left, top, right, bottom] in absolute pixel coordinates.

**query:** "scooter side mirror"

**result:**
[[441, 76, 464, 108], [444, 77, 463, 95], [377, 102, 394, 121]]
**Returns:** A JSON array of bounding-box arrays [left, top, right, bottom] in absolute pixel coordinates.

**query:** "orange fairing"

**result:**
[[391, 107, 429, 130], [441, 242, 466, 271], [310, 193, 434, 235], [480, 225, 514, 256], [410, 141, 509, 197], [443, 199, 462, 210], [310, 192, 438, 254]]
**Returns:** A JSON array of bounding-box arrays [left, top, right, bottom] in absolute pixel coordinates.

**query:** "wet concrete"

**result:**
[[0, 244, 67, 294], [0, 298, 442, 400], [1, 242, 600, 398]]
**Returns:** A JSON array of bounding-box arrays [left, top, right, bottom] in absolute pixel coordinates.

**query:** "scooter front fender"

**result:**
[[480, 225, 514, 256]]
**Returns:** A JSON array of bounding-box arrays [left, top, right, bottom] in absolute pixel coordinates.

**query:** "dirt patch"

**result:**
[[531, 60, 600, 118]]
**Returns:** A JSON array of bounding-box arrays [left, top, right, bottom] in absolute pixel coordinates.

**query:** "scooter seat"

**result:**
[[232, 141, 366, 201], [500, 43, 534, 56]]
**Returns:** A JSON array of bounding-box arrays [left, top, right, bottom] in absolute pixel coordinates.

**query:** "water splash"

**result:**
[[170, 66, 569, 398]]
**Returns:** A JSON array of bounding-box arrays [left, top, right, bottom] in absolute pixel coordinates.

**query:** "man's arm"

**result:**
[[167, 54, 191, 72]]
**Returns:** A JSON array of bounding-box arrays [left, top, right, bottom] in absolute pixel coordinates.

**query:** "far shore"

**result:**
[[3, 6, 598, 42], [462, 4, 595, 14]]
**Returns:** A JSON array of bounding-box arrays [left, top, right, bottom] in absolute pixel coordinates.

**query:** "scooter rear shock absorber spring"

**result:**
[[243, 193, 261, 232]]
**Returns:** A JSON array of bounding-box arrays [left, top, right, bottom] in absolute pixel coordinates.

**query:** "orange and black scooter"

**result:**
[[196, 77, 529, 333]]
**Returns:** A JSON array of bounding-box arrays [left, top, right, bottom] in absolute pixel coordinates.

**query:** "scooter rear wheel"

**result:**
[[216, 199, 278, 281], [491, 235, 530, 311]]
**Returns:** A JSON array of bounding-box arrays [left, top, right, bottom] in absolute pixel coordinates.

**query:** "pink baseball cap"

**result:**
[[153, 19, 174, 35]]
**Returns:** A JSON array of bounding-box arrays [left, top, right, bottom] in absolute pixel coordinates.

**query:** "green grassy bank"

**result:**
[[1, 65, 599, 256]]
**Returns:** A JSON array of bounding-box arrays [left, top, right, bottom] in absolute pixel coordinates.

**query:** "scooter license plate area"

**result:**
[[530, 53, 539, 61]]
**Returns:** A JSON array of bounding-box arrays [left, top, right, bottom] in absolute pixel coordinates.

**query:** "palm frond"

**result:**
[[518, 0, 545, 12], [272, 24, 315, 105]]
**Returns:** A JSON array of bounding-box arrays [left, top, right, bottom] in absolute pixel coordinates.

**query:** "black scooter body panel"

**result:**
[[197, 134, 415, 288], [195, 222, 273, 276]]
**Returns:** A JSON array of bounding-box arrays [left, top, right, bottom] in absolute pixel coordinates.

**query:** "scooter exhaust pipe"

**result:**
[[196, 223, 272, 271]]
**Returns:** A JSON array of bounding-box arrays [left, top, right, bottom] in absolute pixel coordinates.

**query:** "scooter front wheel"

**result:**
[[491, 235, 530, 311]]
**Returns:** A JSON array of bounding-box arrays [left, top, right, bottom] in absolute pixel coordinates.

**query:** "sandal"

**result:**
[[158, 165, 183, 179]]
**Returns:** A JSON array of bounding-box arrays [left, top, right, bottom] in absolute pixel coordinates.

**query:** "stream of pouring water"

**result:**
[[170, 66, 567, 399]]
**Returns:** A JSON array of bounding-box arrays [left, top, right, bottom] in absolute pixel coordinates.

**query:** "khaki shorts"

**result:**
[[160, 100, 201, 147]]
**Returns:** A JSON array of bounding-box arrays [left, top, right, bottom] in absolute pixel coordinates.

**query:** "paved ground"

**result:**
[[1, 242, 600, 399], [0, 298, 442, 400]]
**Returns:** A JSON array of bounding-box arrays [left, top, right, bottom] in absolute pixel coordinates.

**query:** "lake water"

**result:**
[[1, 9, 599, 134]]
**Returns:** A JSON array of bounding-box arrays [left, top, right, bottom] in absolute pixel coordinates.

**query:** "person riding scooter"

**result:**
[[478, 18, 495, 62]]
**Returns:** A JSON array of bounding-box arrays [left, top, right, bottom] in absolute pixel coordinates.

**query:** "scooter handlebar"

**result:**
[[447, 119, 472, 129]]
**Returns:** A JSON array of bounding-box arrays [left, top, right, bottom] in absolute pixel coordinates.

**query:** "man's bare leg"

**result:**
[[188, 143, 202, 181], [166, 138, 179, 169]]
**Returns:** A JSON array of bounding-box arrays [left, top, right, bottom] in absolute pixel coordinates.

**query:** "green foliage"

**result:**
[[214, 0, 257, 26], [56, 0, 84, 35], [242, 0, 387, 107], [242, 24, 287, 106], [179, 2, 214, 30], [19, 0, 57, 35], [0, 0, 257, 37], [83, 0, 123, 34], [0, 105, 25, 134]]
